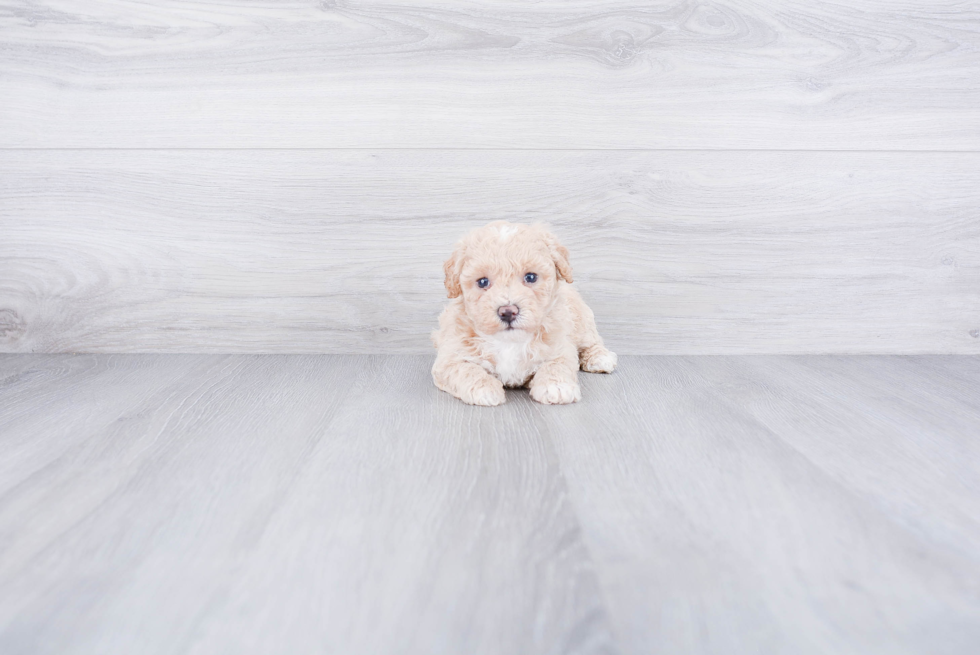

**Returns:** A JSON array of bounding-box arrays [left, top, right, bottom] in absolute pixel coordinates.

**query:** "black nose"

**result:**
[[497, 305, 519, 324]]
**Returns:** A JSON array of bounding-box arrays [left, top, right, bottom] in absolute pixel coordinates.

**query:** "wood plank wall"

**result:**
[[1, 1, 978, 354]]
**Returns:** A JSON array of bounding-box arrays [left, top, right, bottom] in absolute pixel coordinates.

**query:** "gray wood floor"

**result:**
[[2, 354, 978, 655]]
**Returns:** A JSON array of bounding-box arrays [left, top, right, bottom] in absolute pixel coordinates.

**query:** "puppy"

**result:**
[[432, 221, 616, 406]]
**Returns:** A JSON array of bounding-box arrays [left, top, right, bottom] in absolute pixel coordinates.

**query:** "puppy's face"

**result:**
[[444, 222, 573, 337]]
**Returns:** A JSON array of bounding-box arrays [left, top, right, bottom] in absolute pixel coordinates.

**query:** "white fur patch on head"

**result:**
[[497, 224, 519, 241]]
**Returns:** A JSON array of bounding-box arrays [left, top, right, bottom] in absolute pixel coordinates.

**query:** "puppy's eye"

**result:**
[[477, 277, 490, 289], [524, 273, 538, 284]]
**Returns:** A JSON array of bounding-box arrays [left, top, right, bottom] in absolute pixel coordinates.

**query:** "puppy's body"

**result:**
[[432, 222, 616, 406]]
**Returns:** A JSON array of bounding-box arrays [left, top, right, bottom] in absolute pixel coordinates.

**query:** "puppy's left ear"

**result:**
[[544, 231, 573, 283], [443, 241, 466, 298]]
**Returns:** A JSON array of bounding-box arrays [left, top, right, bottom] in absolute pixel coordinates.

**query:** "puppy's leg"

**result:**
[[566, 287, 617, 373], [529, 344, 581, 405], [432, 359, 506, 406], [579, 343, 617, 374]]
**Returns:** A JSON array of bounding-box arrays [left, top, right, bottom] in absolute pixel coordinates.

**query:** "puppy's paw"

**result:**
[[530, 380, 582, 405], [581, 347, 617, 374], [461, 377, 506, 406]]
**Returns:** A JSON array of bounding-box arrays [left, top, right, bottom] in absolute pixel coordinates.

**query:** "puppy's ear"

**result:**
[[443, 242, 466, 298], [543, 229, 573, 283]]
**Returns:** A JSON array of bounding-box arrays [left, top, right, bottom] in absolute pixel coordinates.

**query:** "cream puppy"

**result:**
[[432, 221, 616, 406]]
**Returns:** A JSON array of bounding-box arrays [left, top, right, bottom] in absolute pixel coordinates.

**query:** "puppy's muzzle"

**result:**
[[497, 305, 519, 325]]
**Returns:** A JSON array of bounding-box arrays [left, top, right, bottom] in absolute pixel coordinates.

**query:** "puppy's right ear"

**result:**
[[443, 242, 466, 298]]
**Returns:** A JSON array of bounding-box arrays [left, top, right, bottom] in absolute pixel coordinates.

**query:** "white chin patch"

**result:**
[[484, 330, 535, 387]]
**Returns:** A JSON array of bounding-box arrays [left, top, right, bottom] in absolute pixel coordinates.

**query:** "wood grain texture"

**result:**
[[1, 1, 979, 148], [542, 355, 980, 654], [2, 150, 978, 354], [1, 354, 979, 654], [0, 354, 615, 655]]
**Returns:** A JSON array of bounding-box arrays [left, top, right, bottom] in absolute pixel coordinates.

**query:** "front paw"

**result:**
[[460, 376, 506, 406], [581, 347, 617, 373], [530, 380, 581, 405]]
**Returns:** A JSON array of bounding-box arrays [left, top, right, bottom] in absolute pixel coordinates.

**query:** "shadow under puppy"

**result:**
[[432, 221, 616, 406]]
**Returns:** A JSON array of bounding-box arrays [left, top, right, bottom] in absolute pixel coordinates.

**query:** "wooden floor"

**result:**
[[1, 354, 978, 654]]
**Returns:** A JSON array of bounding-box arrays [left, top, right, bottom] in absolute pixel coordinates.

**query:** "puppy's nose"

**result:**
[[497, 305, 519, 324]]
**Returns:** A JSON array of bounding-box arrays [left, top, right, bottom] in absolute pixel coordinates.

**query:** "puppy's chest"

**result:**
[[480, 337, 541, 387]]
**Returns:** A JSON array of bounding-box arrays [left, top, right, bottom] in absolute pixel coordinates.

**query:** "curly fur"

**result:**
[[432, 221, 616, 406]]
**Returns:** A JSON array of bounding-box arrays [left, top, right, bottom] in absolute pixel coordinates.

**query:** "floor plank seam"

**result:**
[[524, 395, 628, 655], [4, 147, 980, 153]]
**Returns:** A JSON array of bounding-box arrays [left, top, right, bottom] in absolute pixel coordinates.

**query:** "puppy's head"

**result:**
[[443, 222, 573, 337]]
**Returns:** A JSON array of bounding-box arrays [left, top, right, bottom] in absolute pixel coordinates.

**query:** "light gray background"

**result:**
[[2, 0, 978, 354]]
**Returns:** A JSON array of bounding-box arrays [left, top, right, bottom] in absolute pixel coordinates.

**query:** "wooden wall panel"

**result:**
[[2, 150, 977, 354], [1, 0, 978, 148]]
